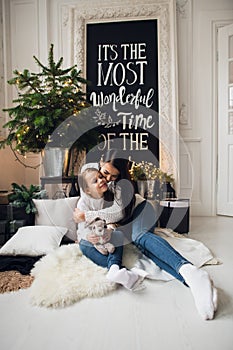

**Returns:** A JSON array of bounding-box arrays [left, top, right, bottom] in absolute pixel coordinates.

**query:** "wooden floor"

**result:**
[[0, 216, 233, 350]]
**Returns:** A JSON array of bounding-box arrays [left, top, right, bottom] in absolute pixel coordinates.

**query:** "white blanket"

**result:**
[[130, 228, 219, 281], [29, 229, 219, 307]]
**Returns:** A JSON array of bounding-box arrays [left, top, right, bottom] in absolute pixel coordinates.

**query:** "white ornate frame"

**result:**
[[60, 0, 179, 182]]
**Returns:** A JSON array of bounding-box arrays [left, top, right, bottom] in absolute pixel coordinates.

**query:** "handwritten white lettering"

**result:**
[[90, 86, 154, 111]]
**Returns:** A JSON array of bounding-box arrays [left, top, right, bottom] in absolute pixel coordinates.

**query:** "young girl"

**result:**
[[76, 167, 143, 291], [74, 150, 218, 320]]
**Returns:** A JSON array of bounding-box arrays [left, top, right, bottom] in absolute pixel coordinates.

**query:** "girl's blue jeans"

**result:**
[[131, 200, 190, 283], [79, 230, 124, 270]]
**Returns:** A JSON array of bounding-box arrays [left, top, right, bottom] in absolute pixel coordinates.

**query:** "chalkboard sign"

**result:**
[[86, 19, 159, 163]]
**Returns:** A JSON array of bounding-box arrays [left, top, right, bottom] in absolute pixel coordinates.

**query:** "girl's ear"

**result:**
[[84, 184, 90, 195]]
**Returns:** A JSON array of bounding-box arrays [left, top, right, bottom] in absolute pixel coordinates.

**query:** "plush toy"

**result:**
[[87, 218, 115, 255]]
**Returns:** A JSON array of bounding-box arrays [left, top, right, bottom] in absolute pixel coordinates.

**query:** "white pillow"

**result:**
[[0, 225, 67, 256], [33, 197, 79, 241]]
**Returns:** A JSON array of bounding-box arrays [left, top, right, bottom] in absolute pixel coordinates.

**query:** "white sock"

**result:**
[[179, 263, 217, 320], [106, 264, 120, 281], [107, 265, 139, 290], [107, 264, 119, 274]]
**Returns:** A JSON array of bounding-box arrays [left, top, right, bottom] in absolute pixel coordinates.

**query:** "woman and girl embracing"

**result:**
[[73, 149, 218, 320]]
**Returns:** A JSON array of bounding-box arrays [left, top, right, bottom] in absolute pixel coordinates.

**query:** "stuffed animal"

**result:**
[[87, 218, 115, 255]]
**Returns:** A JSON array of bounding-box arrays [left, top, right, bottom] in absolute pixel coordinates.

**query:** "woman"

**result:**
[[74, 150, 218, 320]]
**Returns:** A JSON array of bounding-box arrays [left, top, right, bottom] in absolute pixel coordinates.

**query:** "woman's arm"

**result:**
[[74, 187, 124, 224], [84, 187, 124, 224]]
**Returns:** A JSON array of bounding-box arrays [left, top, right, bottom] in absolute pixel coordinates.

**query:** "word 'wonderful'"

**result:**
[[90, 86, 154, 111]]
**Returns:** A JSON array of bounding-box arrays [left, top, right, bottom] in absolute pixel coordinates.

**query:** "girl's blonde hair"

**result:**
[[78, 167, 99, 193]]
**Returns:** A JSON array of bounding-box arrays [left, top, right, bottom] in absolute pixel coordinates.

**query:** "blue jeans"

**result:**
[[131, 201, 190, 283], [79, 230, 124, 270]]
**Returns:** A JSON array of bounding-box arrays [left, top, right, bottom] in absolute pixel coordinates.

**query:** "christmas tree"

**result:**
[[0, 44, 91, 155]]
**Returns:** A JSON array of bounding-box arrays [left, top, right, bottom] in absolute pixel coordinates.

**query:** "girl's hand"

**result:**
[[73, 208, 85, 223]]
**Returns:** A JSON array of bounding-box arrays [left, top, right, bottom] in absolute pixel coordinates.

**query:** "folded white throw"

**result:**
[[130, 228, 220, 281]]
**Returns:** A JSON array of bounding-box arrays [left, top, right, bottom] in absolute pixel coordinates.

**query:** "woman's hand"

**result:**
[[102, 228, 112, 243], [73, 208, 85, 223], [86, 228, 112, 245], [86, 233, 101, 245]]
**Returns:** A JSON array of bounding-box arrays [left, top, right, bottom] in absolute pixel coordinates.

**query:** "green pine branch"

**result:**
[[0, 44, 91, 155]]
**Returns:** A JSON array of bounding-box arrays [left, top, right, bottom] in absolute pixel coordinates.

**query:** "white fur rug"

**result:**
[[30, 243, 139, 308], [29, 231, 217, 309]]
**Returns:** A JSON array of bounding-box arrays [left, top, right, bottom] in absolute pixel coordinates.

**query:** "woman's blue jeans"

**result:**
[[131, 201, 190, 283], [79, 230, 124, 270]]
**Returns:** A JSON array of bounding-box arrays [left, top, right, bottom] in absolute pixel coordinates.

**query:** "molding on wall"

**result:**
[[179, 137, 201, 206], [60, 0, 179, 179], [176, 0, 192, 130], [182, 137, 201, 142], [212, 19, 233, 216], [176, 0, 189, 19]]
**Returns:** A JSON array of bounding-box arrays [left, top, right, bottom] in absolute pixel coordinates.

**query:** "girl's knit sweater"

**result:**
[[77, 162, 145, 240]]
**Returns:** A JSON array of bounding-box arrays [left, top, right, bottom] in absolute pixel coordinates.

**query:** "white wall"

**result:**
[[1, 0, 233, 215], [0, 0, 46, 190], [177, 0, 233, 215]]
